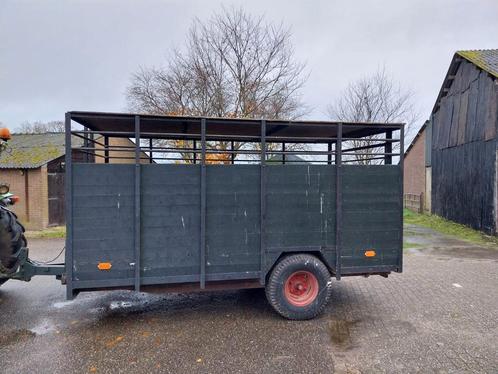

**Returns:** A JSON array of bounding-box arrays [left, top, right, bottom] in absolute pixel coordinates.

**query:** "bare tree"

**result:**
[[327, 68, 418, 164], [127, 7, 308, 162], [18, 120, 65, 134]]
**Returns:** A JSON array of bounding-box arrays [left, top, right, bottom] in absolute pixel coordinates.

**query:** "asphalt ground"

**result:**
[[0, 225, 497, 373]]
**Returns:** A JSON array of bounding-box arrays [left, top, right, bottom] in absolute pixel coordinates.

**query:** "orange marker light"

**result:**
[[97, 262, 112, 270], [365, 250, 376, 257]]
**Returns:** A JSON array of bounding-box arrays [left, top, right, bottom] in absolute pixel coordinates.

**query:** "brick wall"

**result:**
[[404, 129, 426, 197], [0, 138, 150, 231], [0, 166, 49, 230], [94, 137, 151, 164]]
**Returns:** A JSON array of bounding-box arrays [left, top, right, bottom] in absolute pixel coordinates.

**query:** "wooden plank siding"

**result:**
[[69, 163, 402, 290], [432, 59, 498, 233]]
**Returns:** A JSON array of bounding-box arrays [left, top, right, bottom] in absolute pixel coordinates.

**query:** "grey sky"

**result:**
[[1, 0, 497, 134]]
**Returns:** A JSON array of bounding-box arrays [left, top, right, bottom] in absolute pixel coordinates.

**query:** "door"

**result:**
[[48, 172, 65, 225]]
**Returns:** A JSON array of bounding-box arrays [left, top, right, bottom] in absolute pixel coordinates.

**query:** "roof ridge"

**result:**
[[457, 48, 498, 52]]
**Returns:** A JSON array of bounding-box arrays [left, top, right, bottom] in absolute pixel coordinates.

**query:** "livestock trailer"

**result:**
[[2, 112, 404, 320]]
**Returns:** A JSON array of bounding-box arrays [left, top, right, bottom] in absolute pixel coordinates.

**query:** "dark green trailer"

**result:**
[[3, 112, 404, 320]]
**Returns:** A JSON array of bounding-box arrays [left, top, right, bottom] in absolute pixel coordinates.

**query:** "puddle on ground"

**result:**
[[405, 224, 498, 260], [0, 329, 36, 346], [404, 230, 425, 237], [403, 242, 498, 261], [53, 300, 74, 309], [29, 320, 58, 335], [388, 320, 417, 337], [404, 247, 424, 256], [428, 246, 498, 260], [328, 318, 415, 351], [328, 319, 360, 349], [109, 301, 135, 310]]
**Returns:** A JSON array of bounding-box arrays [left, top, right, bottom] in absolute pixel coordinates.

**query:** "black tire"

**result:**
[[265, 254, 332, 320], [0, 278, 7, 287], [0, 207, 26, 275]]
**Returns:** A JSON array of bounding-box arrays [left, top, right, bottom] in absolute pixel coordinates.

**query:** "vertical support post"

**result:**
[[335, 123, 343, 280], [134, 115, 141, 292], [327, 142, 332, 165], [104, 136, 109, 164], [399, 125, 404, 272], [83, 126, 89, 163], [193, 140, 197, 164], [231, 140, 235, 164], [200, 119, 207, 288], [385, 130, 392, 165], [260, 119, 266, 284], [64, 113, 74, 299], [282, 142, 286, 164], [149, 138, 153, 164], [89, 132, 95, 162]]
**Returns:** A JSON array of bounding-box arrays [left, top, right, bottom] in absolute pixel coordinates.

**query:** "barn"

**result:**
[[404, 49, 498, 233], [0, 133, 150, 229]]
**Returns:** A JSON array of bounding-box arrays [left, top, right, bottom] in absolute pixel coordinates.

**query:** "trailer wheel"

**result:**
[[0, 208, 26, 275], [265, 254, 332, 320]]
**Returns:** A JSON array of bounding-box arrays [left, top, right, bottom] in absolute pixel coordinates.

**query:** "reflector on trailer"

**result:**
[[365, 250, 376, 257], [97, 262, 112, 270]]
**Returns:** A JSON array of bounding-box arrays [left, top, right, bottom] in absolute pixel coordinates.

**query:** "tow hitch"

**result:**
[[1, 247, 65, 283]]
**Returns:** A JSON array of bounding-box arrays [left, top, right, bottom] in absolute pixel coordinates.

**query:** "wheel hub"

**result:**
[[284, 271, 319, 307]]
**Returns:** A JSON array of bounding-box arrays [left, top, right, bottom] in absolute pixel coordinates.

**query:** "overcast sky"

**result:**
[[1, 0, 497, 134]]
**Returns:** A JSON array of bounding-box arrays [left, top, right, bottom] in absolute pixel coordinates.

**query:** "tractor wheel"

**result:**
[[0, 207, 26, 275], [265, 254, 332, 320]]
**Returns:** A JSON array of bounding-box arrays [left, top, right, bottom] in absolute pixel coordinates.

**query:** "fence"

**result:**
[[404, 192, 424, 213]]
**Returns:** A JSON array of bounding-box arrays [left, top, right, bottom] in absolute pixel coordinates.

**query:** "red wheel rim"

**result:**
[[284, 271, 319, 307]]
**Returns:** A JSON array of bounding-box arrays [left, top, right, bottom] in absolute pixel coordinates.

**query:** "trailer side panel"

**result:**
[[341, 165, 402, 273], [72, 164, 135, 288], [69, 162, 401, 292]]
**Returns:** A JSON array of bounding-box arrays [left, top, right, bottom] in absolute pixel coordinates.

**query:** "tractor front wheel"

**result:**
[[0, 207, 26, 277]]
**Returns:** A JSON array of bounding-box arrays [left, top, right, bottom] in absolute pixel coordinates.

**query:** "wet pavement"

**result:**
[[1, 229, 497, 373]]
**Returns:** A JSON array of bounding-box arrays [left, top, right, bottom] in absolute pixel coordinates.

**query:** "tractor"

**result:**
[[0, 128, 27, 286]]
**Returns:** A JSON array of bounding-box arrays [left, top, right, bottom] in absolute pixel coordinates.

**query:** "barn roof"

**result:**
[[432, 49, 498, 115], [0, 133, 83, 169], [457, 49, 498, 78], [406, 49, 498, 158]]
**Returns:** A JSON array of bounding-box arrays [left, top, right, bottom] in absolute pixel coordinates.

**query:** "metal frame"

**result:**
[[385, 130, 393, 165], [54, 112, 405, 297], [64, 112, 73, 299], [200, 118, 207, 288], [335, 123, 342, 280], [134, 115, 141, 291], [260, 120, 266, 284], [10, 248, 64, 282], [399, 125, 405, 272]]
